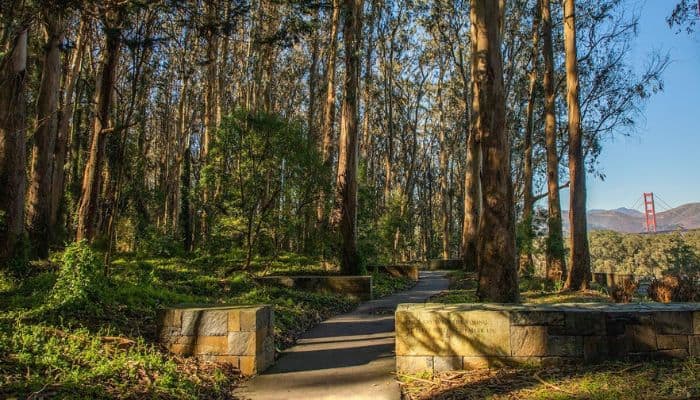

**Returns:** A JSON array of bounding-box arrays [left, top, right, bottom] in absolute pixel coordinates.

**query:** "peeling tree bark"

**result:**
[[333, 0, 363, 274], [317, 0, 341, 227], [471, 0, 519, 303], [562, 0, 591, 291], [76, 14, 123, 242], [26, 13, 65, 257], [51, 18, 86, 241], [0, 29, 28, 264], [542, 0, 567, 282], [520, 0, 541, 274]]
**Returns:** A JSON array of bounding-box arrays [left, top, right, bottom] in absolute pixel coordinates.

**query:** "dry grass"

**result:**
[[399, 359, 700, 400]]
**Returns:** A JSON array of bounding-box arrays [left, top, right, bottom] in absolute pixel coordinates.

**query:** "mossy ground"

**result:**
[[0, 252, 409, 399]]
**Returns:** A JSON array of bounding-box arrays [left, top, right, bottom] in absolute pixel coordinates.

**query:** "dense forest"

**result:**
[[0, 0, 672, 299], [2, 0, 699, 398]]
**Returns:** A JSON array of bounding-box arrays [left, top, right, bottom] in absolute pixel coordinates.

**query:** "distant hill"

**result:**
[[562, 202, 700, 233]]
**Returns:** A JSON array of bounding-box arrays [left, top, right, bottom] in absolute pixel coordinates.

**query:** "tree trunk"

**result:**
[[200, 0, 220, 243], [0, 29, 28, 264], [76, 18, 122, 242], [541, 0, 566, 281], [317, 0, 341, 227], [181, 138, 193, 252], [461, 29, 480, 273], [471, 0, 519, 303], [51, 18, 86, 241], [437, 75, 451, 260], [520, 0, 540, 274], [562, 0, 591, 291], [26, 14, 65, 257], [333, 0, 363, 274]]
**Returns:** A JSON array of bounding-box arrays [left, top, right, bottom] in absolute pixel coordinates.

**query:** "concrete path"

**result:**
[[236, 271, 449, 400]]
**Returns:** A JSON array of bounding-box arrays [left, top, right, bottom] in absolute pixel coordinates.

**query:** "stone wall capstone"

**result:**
[[395, 303, 700, 375], [427, 259, 465, 271], [371, 265, 419, 281], [158, 305, 274, 376]]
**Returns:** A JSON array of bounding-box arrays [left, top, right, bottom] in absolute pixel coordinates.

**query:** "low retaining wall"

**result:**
[[158, 305, 274, 376], [396, 303, 700, 375], [428, 259, 464, 270], [257, 275, 372, 301], [371, 264, 419, 281], [593, 272, 636, 287]]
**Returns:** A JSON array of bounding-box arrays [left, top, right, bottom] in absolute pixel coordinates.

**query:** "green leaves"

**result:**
[[50, 241, 104, 307]]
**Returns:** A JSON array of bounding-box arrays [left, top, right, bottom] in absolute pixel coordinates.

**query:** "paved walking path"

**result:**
[[236, 270, 449, 400]]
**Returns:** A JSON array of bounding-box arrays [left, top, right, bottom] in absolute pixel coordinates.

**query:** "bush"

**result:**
[[648, 274, 699, 303], [50, 241, 104, 307], [610, 280, 637, 303]]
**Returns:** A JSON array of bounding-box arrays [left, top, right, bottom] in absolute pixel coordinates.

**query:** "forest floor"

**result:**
[[0, 252, 413, 399], [400, 271, 700, 400]]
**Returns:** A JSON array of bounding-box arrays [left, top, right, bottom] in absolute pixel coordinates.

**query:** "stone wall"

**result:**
[[427, 259, 464, 270], [396, 303, 700, 375], [158, 305, 274, 376], [372, 264, 419, 281], [257, 276, 372, 301], [593, 272, 636, 287]]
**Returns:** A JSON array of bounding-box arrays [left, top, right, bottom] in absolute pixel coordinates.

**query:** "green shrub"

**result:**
[[51, 241, 104, 307]]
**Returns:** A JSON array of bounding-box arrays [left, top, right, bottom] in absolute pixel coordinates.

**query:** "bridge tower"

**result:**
[[643, 192, 657, 233]]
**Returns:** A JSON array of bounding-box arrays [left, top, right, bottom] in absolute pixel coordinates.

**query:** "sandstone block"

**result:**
[[583, 336, 609, 361], [510, 326, 547, 357], [228, 331, 257, 356], [689, 336, 700, 357], [607, 336, 630, 357], [201, 311, 228, 336], [693, 312, 700, 334], [180, 310, 200, 336], [655, 311, 692, 335], [510, 311, 564, 326], [395, 310, 451, 356], [626, 323, 657, 353], [396, 356, 434, 375], [195, 335, 228, 354], [158, 309, 182, 328], [433, 356, 462, 372], [657, 335, 688, 350], [654, 349, 688, 359], [374, 265, 419, 281], [241, 307, 270, 332], [550, 312, 605, 336], [461, 357, 492, 370], [449, 311, 511, 356], [228, 310, 241, 331], [169, 343, 194, 356], [547, 336, 582, 357], [240, 355, 258, 375], [605, 312, 652, 336]]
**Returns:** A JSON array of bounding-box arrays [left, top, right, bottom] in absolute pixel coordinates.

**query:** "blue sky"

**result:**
[[559, 0, 700, 211]]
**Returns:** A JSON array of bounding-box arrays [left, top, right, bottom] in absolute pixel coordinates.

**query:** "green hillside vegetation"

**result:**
[[588, 230, 700, 277], [0, 242, 412, 399]]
